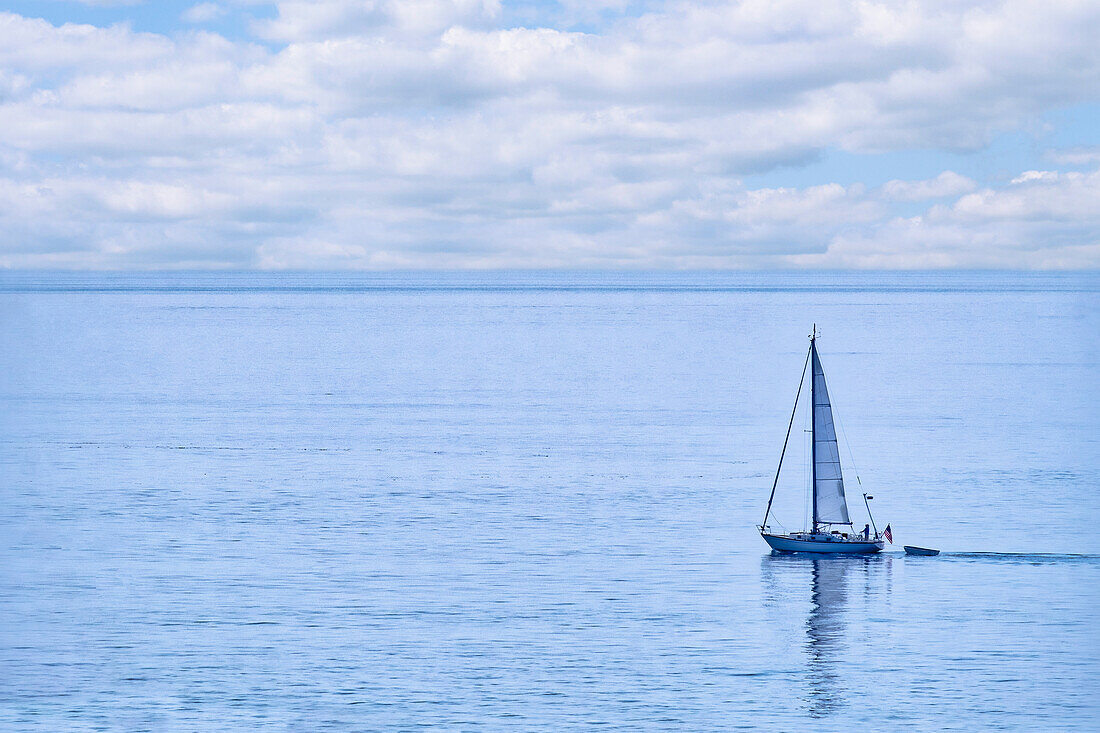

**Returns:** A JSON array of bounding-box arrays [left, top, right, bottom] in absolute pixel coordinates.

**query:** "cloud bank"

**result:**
[[0, 0, 1098, 269]]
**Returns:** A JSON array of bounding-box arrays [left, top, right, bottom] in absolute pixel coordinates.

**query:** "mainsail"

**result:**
[[811, 341, 851, 526]]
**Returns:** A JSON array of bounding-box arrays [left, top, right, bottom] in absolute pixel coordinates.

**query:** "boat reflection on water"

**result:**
[[804, 557, 848, 716], [761, 554, 892, 718]]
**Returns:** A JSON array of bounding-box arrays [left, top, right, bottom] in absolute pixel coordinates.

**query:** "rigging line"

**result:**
[[771, 514, 789, 534], [760, 345, 812, 529]]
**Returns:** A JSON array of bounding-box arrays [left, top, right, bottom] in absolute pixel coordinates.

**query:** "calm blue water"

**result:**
[[1, 271, 1098, 731]]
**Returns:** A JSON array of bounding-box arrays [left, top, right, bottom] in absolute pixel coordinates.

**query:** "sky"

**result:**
[[0, 0, 1098, 269]]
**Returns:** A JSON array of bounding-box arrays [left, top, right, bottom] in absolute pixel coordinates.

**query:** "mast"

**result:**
[[810, 325, 818, 534]]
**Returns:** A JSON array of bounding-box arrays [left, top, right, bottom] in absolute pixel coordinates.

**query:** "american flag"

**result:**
[[883, 524, 893, 543]]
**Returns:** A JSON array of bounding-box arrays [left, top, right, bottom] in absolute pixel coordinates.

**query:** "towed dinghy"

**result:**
[[904, 545, 940, 556]]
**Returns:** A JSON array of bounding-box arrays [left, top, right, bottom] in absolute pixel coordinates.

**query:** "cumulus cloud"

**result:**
[[253, 0, 502, 42], [182, 3, 227, 24], [0, 1, 1098, 269], [0, 14, 172, 72], [881, 172, 976, 201], [67, 0, 143, 6], [792, 167, 1100, 268], [1046, 146, 1100, 166]]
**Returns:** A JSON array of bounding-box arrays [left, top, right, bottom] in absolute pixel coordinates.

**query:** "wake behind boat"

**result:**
[[759, 327, 890, 554]]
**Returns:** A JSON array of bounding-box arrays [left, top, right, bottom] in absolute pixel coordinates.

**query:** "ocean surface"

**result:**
[[1, 271, 1098, 731]]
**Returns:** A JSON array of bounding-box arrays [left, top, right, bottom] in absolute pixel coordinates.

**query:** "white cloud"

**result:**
[[956, 169, 1100, 221], [0, 1, 1098, 269], [253, 0, 501, 42], [797, 167, 1100, 268], [0, 14, 171, 72], [1009, 170, 1058, 185], [66, 0, 143, 5], [1046, 146, 1100, 166], [881, 172, 976, 201], [182, 3, 226, 24]]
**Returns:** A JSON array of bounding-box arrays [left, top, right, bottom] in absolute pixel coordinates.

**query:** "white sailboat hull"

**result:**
[[762, 532, 884, 554]]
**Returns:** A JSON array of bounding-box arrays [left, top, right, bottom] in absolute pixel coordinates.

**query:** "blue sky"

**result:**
[[0, 0, 1098, 269]]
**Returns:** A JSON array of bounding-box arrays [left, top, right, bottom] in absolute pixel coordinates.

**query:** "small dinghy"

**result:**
[[904, 545, 940, 556]]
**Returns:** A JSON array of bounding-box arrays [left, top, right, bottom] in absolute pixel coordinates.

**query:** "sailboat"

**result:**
[[759, 327, 887, 554]]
